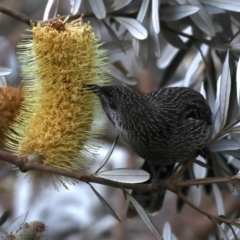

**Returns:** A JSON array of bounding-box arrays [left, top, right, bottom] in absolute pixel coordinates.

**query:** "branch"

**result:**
[[0, 4, 32, 26], [0, 149, 153, 192], [175, 191, 240, 228]]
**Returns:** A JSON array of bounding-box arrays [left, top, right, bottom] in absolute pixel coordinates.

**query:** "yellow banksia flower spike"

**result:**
[[5, 17, 110, 185]]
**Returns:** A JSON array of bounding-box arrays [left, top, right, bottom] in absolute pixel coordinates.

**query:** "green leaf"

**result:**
[[211, 218, 230, 240], [161, 5, 199, 21], [95, 134, 119, 173], [200, 0, 240, 12], [188, 0, 215, 36], [209, 139, 240, 152], [88, 0, 106, 19], [113, 17, 148, 40], [151, 0, 160, 33], [124, 191, 163, 240], [0, 66, 12, 76], [220, 51, 231, 128], [212, 184, 225, 216], [89, 184, 120, 222], [102, 19, 126, 53], [94, 168, 150, 183]]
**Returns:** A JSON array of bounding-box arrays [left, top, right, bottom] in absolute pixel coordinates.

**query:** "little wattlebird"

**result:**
[[86, 85, 212, 217]]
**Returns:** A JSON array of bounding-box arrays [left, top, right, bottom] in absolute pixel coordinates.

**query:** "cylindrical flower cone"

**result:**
[[5, 18, 110, 185]]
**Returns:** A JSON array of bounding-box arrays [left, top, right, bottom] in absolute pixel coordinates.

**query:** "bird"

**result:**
[[86, 85, 212, 216]]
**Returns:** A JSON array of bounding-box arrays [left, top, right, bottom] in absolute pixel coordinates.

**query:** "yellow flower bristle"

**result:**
[[5, 18, 109, 179]]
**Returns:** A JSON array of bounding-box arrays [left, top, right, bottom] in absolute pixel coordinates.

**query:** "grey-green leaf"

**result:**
[[88, 0, 106, 19], [95, 134, 119, 173], [188, 0, 215, 36], [236, 58, 240, 107], [69, 0, 81, 14], [113, 17, 148, 40], [137, 0, 149, 22], [162, 222, 172, 240], [133, 38, 149, 68], [43, 0, 59, 20], [102, 20, 126, 53], [161, 28, 187, 49], [161, 5, 199, 21], [89, 184, 120, 222], [200, 0, 240, 12], [220, 51, 231, 128], [94, 168, 150, 183], [125, 191, 163, 240], [212, 184, 225, 216], [152, 0, 160, 33], [111, 0, 131, 11], [209, 139, 240, 152], [211, 218, 230, 240], [0, 66, 11, 76]]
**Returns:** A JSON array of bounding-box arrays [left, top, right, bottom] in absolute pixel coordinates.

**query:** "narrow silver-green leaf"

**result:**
[[89, 184, 120, 222], [212, 184, 225, 216], [133, 38, 149, 68], [149, 15, 161, 57], [203, 4, 225, 14], [236, 58, 240, 107], [152, 0, 160, 33], [137, 0, 149, 22], [95, 134, 119, 173], [188, 0, 216, 36], [109, 64, 137, 85], [193, 156, 207, 178], [190, 186, 202, 206], [69, 0, 81, 14], [102, 20, 125, 53], [94, 168, 150, 183], [125, 191, 163, 240], [211, 218, 229, 240], [162, 222, 172, 240], [113, 17, 148, 40], [111, 0, 131, 11], [209, 139, 240, 152], [88, 0, 106, 19], [219, 51, 231, 128], [229, 123, 240, 133], [43, 0, 59, 20], [161, 5, 199, 21], [200, 0, 240, 12], [161, 29, 187, 49], [0, 66, 11, 76]]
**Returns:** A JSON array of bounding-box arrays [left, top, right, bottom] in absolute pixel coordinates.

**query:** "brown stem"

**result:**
[[0, 149, 153, 191], [174, 177, 231, 188], [175, 191, 238, 227], [0, 4, 33, 26]]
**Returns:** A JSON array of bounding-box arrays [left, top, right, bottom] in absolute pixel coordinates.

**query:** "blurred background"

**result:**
[[1, 0, 240, 239]]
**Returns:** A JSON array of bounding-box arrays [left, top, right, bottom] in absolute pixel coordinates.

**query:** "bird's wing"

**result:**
[[146, 87, 212, 125]]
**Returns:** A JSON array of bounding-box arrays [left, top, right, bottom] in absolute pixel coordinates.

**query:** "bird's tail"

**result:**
[[127, 162, 175, 218]]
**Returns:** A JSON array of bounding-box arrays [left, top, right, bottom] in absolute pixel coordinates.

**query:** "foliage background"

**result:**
[[1, 0, 240, 239]]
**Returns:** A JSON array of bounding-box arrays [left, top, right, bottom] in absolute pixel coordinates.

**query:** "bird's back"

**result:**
[[126, 87, 212, 166]]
